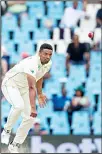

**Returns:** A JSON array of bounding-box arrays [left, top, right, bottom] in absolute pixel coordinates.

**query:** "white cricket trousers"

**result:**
[[1, 78, 35, 144]]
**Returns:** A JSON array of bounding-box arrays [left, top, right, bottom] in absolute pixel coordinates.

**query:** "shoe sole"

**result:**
[[8, 147, 12, 153], [8, 147, 19, 153]]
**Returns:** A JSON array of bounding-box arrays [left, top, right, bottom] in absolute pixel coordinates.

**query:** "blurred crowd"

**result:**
[[1, 0, 102, 135]]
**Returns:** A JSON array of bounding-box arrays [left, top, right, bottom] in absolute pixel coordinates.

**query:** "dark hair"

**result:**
[[74, 86, 85, 97], [39, 43, 53, 52]]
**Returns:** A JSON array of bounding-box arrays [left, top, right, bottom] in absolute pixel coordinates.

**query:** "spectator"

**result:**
[[66, 34, 90, 77], [52, 85, 71, 111], [29, 118, 48, 135], [60, 1, 84, 28], [6, 1, 27, 27], [7, 1, 27, 15], [64, 85, 90, 129], [96, 8, 102, 27], [1, 1, 8, 16], [60, 0, 86, 38], [1, 45, 10, 79]]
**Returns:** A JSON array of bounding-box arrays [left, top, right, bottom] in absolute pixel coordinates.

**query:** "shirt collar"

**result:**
[[37, 54, 42, 66]]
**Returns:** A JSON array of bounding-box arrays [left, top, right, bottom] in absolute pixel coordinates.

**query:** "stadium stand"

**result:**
[[1, 1, 101, 135]]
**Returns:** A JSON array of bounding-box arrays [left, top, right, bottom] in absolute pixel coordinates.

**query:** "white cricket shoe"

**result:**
[[1, 129, 10, 145], [8, 142, 20, 153]]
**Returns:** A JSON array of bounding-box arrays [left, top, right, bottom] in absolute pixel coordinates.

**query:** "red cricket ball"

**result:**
[[88, 32, 94, 39]]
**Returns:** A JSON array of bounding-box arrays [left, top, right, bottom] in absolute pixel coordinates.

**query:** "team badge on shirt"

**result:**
[[30, 70, 34, 73], [38, 65, 41, 70]]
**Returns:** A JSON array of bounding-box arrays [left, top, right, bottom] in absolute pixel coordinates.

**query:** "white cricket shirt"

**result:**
[[3, 53, 52, 89]]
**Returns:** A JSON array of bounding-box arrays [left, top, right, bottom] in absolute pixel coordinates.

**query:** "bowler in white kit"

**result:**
[[1, 43, 53, 153]]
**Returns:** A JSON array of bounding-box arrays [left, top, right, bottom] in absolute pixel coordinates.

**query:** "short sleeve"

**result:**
[[23, 60, 37, 79], [66, 43, 71, 55]]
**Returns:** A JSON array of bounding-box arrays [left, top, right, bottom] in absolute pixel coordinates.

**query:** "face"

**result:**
[[39, 49, 53, 65], [73, 1, 78, 9], [62, 88, 67, 97], [76, 90, 82, 97], [73, 35, 79, 44]]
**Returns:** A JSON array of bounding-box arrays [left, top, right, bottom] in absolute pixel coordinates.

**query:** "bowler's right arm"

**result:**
[[27, 74, 37, 117]]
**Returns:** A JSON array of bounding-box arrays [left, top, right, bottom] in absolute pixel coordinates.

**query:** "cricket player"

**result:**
[[1, 43, 53, 153]]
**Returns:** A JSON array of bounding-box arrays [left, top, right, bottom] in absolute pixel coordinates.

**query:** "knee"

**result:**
[[24, 116, 35, 125], [14, 104, 24, 112], [22, 113, 37, 122], [29, 116, 35, 122]]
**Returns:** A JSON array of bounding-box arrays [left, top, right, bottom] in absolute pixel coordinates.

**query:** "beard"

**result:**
[[41, 59, 49, 65]]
